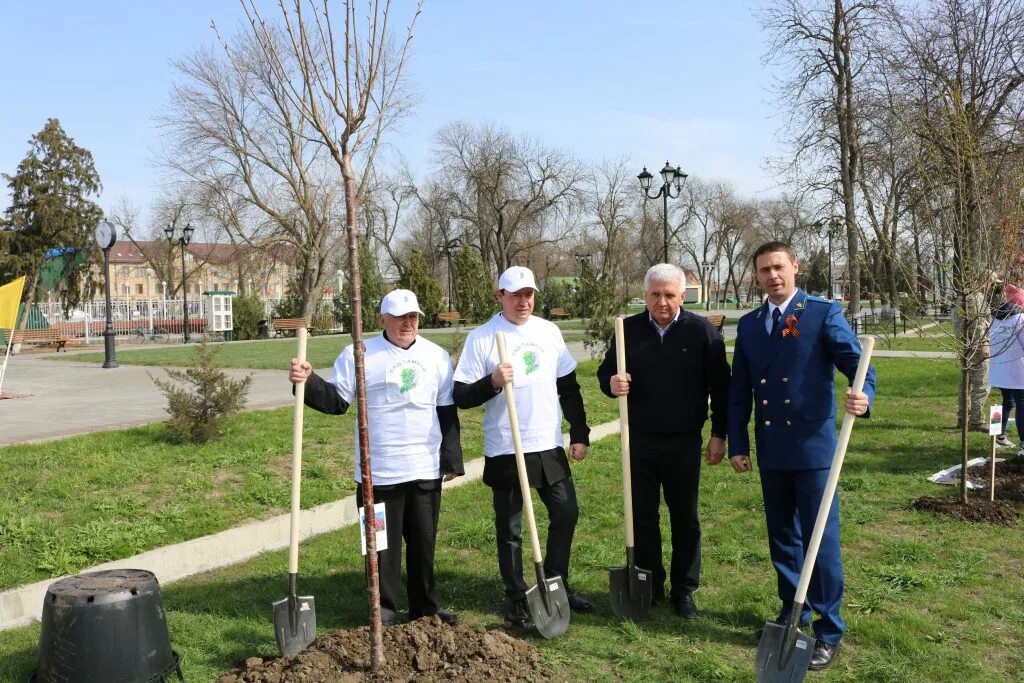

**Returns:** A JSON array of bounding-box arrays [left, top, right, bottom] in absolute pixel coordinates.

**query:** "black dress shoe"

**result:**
[[566, 590, 593, 613], [413, 609, 458, 625], [504, 598, 530, 627], [672, 592, 698, 620], [809, 640, 839, 670]]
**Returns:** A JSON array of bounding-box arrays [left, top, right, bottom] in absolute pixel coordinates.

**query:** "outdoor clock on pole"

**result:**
[[95, 220, 117, 251]]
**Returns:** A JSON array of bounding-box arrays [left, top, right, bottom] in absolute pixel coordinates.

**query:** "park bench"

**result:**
[[437, 310, 467, 326], [548, 307, 571, 320], [6, 327, 73, 352], [704, 313, 729, 337], [271, 318, 309, 337]]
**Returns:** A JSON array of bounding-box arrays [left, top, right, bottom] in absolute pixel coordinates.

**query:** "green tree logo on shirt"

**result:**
[[523, 351, 539, 375], [400, 367, 418, 393]]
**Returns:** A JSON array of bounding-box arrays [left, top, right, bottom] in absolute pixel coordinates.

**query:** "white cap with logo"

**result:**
[[380, 289, 425, 316], [498, 266, 538, 293]]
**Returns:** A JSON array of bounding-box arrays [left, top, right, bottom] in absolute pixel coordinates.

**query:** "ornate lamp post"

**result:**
[[638, 161, 688, 262], [436, 236, 462, 312], [95, 220, 118, 368], [164, 223, 195, 342]]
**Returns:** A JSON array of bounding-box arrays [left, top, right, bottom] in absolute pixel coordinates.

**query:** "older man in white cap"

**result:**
[[453, 266, 592, 628], [288, 288, 463, 626]]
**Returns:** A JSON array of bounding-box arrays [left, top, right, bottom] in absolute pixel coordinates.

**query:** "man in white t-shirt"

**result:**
[[288, 289, 463, 626], [452, 266, 592, 628]]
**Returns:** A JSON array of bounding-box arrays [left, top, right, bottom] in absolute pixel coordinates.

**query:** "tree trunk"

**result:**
[[960, 367, 970, 505], [344, 155, 384, 669], [16, 270, 42, 330]]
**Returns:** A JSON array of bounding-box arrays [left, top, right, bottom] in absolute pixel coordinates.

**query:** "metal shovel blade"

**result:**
[[525, 576, 570, 639], [755, 620, 815, 683], [608, 564, 653, 621], [272, 593, 317, 658]]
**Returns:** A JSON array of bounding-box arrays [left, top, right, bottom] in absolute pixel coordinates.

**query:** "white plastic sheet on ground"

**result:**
[[928, 457, 1003, 491]]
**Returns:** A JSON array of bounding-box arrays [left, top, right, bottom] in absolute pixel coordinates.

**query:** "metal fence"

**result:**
[[34, 297, 340, 342]]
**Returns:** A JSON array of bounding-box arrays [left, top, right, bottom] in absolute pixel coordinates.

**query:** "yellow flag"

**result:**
[[0, 276, 26, 331]]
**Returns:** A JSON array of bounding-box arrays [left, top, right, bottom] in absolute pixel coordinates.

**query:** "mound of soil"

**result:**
[[912, 495, 1019, 525], [964, 455, 1024, 503], [218, 616, 549, 682]]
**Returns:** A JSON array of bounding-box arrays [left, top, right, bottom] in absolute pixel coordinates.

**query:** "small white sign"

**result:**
[[359, 502, 388, 555], [989, 405, 1003, 436]]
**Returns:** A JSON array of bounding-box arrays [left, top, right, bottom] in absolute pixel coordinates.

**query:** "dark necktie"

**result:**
[[770, 307, 782, 337]]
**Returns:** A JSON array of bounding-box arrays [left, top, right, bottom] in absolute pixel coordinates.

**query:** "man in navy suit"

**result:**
[[725, 241, 876, 671]]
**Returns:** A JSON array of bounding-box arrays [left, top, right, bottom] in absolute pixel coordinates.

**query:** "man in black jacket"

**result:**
[[597, 263, 729, 619]]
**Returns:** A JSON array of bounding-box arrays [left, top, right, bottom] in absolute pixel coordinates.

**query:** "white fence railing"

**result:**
[[32, 297, 340, 341]]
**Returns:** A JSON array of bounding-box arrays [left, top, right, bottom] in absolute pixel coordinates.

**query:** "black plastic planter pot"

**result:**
[[32, 569, 183, 683]]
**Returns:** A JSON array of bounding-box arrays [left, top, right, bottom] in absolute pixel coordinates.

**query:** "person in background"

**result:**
[[988, 283, 1024, 455]]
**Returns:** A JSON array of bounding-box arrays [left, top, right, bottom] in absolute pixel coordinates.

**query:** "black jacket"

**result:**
[[597, 309, 729, 437]]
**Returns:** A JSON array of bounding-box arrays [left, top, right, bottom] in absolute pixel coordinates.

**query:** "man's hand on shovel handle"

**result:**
[[289, 358, 312, 384], [610, 373, 631, 396]]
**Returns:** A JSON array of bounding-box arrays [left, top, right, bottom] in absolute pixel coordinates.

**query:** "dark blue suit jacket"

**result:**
[[727, 289, 877, 471]]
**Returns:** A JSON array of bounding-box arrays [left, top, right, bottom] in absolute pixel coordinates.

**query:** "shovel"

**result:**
[[755, 335, 875, 682], [608, 316, 653, 621], [273, 327, 317, 657], [496, 332, 571, 639]]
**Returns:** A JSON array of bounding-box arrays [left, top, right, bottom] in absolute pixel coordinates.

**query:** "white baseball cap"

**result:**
[[380, 289, 424, 316], [498, 266, 538, 293]]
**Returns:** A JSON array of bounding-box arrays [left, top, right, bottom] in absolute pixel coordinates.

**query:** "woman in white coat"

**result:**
[[989, 285, 1024, 456]]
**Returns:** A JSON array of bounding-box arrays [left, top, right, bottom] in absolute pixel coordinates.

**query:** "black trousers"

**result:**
[[491, 472, 579, 600], [356, 480, 441, 619], [630, 432, 703, 600]]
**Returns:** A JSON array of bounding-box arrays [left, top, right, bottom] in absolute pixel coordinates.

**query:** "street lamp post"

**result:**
[[436, 236, 462, 312], [575, 253, 591, 319], [638, 162, 688, 263], [94, 220, 118, 368], [164, 223, 195, 342]]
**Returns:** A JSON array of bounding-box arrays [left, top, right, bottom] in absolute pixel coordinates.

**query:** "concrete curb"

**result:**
[[0, 421, 621, 631]]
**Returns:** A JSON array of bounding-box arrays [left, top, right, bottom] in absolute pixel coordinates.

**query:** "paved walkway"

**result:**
[[1, 325, 954, 446]]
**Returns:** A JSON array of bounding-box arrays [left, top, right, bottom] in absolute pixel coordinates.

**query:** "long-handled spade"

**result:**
[[608, 316, 653, 621], [755, 335, 875, 683], [273, 327, 317, 658], [496, 332, 571, 639]]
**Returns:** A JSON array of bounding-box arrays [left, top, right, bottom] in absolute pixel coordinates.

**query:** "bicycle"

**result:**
[[133, 326, 169, 343]]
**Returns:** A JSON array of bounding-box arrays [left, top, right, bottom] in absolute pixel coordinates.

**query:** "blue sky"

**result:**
[[1, 1, 782, 218]]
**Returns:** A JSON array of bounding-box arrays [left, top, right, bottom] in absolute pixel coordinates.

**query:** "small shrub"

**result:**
[[232, 294, 266, 340], [151, 340, 253, 443]]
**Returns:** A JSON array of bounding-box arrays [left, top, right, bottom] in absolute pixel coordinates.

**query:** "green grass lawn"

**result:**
[[0, 360, 616, 591], [2, 358, 1022, 681]]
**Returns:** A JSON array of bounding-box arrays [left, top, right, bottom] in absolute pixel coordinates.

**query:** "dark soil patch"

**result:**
[[964, 455, 1024, 503], [218, 616, 549, 682], [912, 496, 1019, 526]]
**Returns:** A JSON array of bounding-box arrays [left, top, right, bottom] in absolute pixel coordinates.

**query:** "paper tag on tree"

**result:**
[[359, 502, 388, 555], [990, 405, 1003, 436]]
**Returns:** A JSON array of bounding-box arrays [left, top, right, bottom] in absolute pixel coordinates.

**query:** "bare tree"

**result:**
[[762, 0, 881, 314], [236, 0, 423, 666], [435, 121, 586, 274]]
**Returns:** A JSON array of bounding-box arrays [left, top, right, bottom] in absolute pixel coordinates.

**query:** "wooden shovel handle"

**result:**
[[288, 327, 308, 575], [615, 317, 636, 548], [496, 332, 545, 565], [793, 335, 875, 605]]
